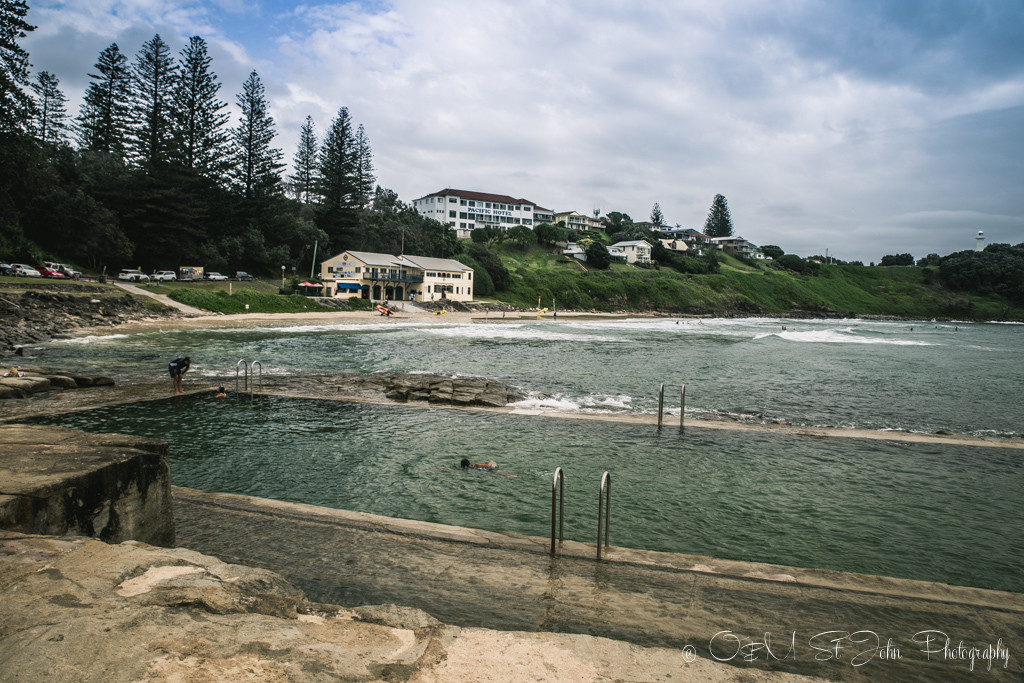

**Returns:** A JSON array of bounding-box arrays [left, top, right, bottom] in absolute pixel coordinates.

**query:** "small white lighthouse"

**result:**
[[975, 230, 985, 251]]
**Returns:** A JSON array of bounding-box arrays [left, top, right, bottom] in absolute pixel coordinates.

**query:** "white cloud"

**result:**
[[20, 0, 1024, 263]]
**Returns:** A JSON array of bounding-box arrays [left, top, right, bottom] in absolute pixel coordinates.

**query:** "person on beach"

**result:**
[[169, 356, 191, 395], [460, 458, 497, 471]]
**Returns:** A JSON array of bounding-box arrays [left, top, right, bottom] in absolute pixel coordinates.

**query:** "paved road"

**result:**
[[110, 280, 209, 316], [173, 487, 1023, 682]]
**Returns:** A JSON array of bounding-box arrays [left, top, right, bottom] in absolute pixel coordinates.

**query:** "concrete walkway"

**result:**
[[110, 280, 210, 316], [174, 487, 1022, 682]]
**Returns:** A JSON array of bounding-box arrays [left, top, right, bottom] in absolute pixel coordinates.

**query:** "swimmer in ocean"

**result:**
[[460, 458, 497, 471]]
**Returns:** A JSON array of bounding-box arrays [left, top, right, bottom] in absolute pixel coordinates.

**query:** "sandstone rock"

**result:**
[[0, 424, 174, 547], [328, 372, 524, 408]]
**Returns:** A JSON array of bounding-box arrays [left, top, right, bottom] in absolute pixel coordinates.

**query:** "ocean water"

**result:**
[[33, 316, 1024, 592]]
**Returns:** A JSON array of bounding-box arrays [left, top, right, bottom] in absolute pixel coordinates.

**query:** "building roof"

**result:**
[[611, 240, 652, 248], [418, 188, 539, 207], [336, 250, 406, 268], [323, 250, 471, 275], [401, 255, 472, 273]]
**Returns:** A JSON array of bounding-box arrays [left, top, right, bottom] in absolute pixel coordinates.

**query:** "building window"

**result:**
[[468, 201, 475, 207], [449, 210, 456, 218], [460, 199, 466, 205], [449, 197, 457, 203]]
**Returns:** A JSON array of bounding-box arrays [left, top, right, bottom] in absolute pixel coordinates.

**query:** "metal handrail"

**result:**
[[550, 467, 564, 554], [250, 361, 262, 397], [597, 471, 611, 560], [235, 359, 248, 392]]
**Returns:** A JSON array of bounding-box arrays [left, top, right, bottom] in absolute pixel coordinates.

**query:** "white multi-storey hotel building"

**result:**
[[413, 189, 555, 239]]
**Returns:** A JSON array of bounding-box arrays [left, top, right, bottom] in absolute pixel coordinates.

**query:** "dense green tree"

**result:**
[[170, 36, 228, 180], [467, 243, 510, 290], [939, 243, 1024, 303], [879, 253, 914, 266], [0, 0, 35, 133], [316, 106, 359, 248], [454, 252, 494, 296], [231, 70, 282, 198], [76, 43, 132, 157], [291, 115, 318, 203], [603, 211, 633, 234], [775, 253, 819, 275], [129, 34, 177, 168], [507, 224, 535, 251], [760, 244, 784, 260], [534, 222, 566, 245], [30, 71, 67, 144], [353, 123, 375, 209], [703, 194, 733, 237], [650, 202, 664, 228], [585, 241, 611, 269], [916, 253, 941, 267]]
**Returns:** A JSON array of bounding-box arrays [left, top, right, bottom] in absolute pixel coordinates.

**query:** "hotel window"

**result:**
[[485, 202, 491, 208], [524, 206, 532, 212], [460, 212, 468, 219], [449, 210, 456, 218], [449, 197, 457, 203], [468, 201, 476, 207], [460, 199, 466, 205]]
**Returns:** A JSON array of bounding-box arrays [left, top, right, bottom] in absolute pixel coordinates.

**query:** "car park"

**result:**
[[12, 264, 41, 277], [205, 271, 228, 281], [234, 271, 254, 281], [151, 270, 177, 281], [36, 265, 66, 278], [118, 269, 150, 282]]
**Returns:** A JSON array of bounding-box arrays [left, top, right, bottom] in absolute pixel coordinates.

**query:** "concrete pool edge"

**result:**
[[173, 485, 1024, 611]]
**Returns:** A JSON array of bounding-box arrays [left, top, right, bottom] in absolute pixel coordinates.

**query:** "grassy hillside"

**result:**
[[484, 245, 1024, 320]]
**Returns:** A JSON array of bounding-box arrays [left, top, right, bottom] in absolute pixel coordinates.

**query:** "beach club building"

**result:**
[[319, 251, 474, 303], [413, 189, 555, 239]]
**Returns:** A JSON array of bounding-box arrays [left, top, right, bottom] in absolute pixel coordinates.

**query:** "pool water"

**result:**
[[34, 393, 1024, 594]]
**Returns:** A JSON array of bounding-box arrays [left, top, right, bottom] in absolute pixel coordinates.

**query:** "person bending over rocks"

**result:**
[[169, 356, 191, 395]]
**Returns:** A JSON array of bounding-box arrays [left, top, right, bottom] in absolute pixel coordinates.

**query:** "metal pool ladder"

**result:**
[[235, 359, 263, 397], [597, 471, 611, 560], [549, 469, 612, 561], [550, 467, 564, 554]]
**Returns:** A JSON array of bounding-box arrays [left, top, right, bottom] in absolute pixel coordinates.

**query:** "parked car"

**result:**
[[205, 271, 228, 281], [0, 263, 12, 276], [151, 270, 177, 281], [46, 262, 81, 279], [36, 265, 66, 279], [12, 264, 41, 277], [118, 269, 150, 282], [234, 271, 254, 281]]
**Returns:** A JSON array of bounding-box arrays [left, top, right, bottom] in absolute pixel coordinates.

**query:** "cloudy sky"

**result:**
[[21, 0, 1024, 263]]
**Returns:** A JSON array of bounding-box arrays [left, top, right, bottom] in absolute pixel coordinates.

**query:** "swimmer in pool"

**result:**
[[460, 458, 497, 471]]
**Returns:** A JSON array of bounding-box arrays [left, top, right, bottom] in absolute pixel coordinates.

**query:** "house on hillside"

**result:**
[[710, 236, 760, 260], [554, 210, 603, 232], [661, 228, 712, 256], [659, 238, 689, 254], [320, 250, 474, 302], [608, 240, 652, 264]]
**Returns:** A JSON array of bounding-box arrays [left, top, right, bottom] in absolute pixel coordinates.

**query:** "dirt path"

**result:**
[[110, 281, 210, 316]]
